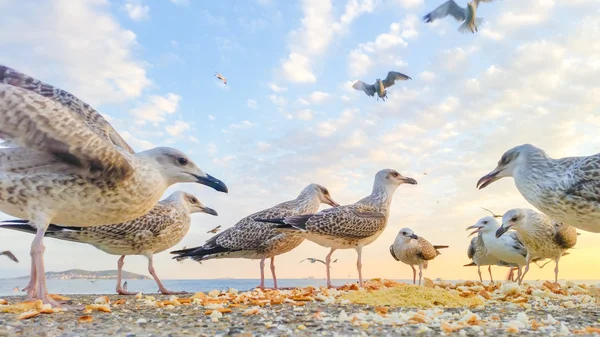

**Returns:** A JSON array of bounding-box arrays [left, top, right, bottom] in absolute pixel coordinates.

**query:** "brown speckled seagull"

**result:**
[[0, 65, 228, 305], [390, 228, 448, 285], [0, 191, 217, 295], [257, 169, 417, 288], [171, 184, 339, 289], [496, 208, 578, 284], [1, 250, 18, 263]]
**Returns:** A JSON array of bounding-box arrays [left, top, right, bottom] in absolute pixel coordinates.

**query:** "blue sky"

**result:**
[[1, 0, 600, 282]]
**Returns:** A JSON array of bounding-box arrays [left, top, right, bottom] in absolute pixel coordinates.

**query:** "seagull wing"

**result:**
[[423, 0, 466, 23], [381, 71, 412, 89], [301, 205, 387, 239], [315, 259, 326, 265], [467, 237, 476, 259], [352, 81, 376, 97], [0, 67, 134, 181], [389, 245, 400, 261], [416, 237, 442, 260], [1, 250, 18, 263]]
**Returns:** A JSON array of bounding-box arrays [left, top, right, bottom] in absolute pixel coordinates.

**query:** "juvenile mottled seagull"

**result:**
[[214, 72, 227, 85], [390, 228, 448, 285], [478, 144, 600, 234], [0, 65, 228, 305], [352, 71, 411, 101], [171, 184, 339, 289], [300, 258, 326, 265], [207, 225, 221, 234], [257, 169, 417, 288], [496, 209, 577, 284], [1, 250, 18, 263], [0, 191, 217, 295], [423, 0, 497, 34]]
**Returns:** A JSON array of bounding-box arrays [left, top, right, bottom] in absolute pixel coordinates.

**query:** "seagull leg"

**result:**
[[418, 264, 423, 286], [147, 255, 185, 295], [23, 254, 37, 299], [488, 265, 494, 283], [270, 257, 278, 289], [477, 265, 483, 283], [411, 265, 417, 284], [519, 254, 532, 285], [256, 257, 266, 289], [356, 247, 364, 288], [325, 248, 337, 288], [553, 256, 561, 285], [116, 256, 136, 295], [30, 219, 60, 307]]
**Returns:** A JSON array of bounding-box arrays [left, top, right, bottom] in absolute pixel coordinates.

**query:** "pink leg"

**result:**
[[325, 248, 337, 288], [269, 257, 278, 289], [116, 256, 136, 295], [411, 266, 416, 284], [488, 265, 494, 283], [24, 254, 37, 298], [256, 257, 266, 289], [418, 264, 423, 286], [356, 247, 363, 287], [519, 255, 531, 285], [477, 266, 483, 283], [31, 225, 60, 306], [147, 255, 185, 295], [554, 257, 561, 285]]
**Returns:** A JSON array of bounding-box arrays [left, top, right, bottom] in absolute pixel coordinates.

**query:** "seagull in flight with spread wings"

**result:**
[[423, 0, 498, 34], [352, 71, 411, 101], [214, 72, 227, 85]]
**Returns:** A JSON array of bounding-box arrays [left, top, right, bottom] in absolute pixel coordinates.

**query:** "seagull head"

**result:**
[[142, 147, 228, 193], [298, 184, 340, 207], [477, 144, 538, 190], [172, 191, 218, 216], [496, 208, 527, 238], [377, 169, 418, 187], [466, 216, 499, 236], [396, 227, 419, 242]]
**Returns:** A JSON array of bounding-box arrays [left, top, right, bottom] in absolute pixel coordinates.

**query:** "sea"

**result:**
[[2, 278, 598, 297]]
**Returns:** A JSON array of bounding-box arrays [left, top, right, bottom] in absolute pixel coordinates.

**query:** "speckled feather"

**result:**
[[511, 210, 576, 260], [390, 236, 446, 269]]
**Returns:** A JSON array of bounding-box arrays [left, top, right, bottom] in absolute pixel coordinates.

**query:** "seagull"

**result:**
[[477, 144, 600, 233], [214, 72, 227, 85], [332, 258, 338, 263], [300, 258, 326, 265], [496, 209, 577, 284], [257, 169, 417, 288], [465, 234, 501, 283], [423, 0, 497, 34], [390, 228, 448, 285], [352, 71, 411, 101], [0, 191, 217, 295], [1, 250, 18, 263], [207, 225, 221, 234], [0, 65, 228, 305], [171, 184, 339, 289], [123, 281, 128, 292]]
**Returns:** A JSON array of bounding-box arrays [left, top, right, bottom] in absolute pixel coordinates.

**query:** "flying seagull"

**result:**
[[423, 0, 497, 34], [352, 71, 411, 101], [390, 228, 448, 285], [215, 72, 227, 85], [1, 251, 18, 263], [1, 191, 217, 295], [0, 65, 228, 305], [300, 258, 326, 265], [207, 225, 221, 234]]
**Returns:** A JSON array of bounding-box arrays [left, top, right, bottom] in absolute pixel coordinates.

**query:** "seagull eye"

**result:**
[[401, 231, 406, 235], [190, 197, 198, 203], [483, 221, 488, 224], [178, 157, 188, 166], [511, 216, 517, 222]]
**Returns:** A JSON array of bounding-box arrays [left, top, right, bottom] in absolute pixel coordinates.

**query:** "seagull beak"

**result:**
[[402, 177, 418, 185], [465, 224, 483, 236], [495, 224, 512, 238], [410, 234, 419, 240], [324, 195, 340, 207], [477, 168, 503, 190], [200, 206, 218, 216], [194, 173, 228, 193]]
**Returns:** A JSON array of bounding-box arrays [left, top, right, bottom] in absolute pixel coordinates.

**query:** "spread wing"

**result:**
[[1, 250, 18, 263], [352, 81, 376, 97], [381, 71, 412, 89], [0, 66, 134, 181], [423, 0, 466, 23]]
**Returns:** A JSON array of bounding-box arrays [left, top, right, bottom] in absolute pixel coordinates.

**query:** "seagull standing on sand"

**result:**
[[352, 71, 411, 101], [1, 250, 18, 263], [257, 169, 417, 288], [171, 184, 339, 289], [423, 0, 497, 34], [0, 191, 217, 295], [0, 65, 228, 305], [465, 234, 501, 283], [478, 144, 600, 234], [496, 209, 578, 284], [390, 228, 448, 285]]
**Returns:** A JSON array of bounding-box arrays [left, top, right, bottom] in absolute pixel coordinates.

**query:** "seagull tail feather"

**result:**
[[463, 262, 477, 267]]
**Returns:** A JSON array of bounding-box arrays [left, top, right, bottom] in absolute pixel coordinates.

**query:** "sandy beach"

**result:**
[[2, 279, 600, 336]]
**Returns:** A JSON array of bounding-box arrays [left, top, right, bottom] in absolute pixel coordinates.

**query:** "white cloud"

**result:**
[[212, 155, 236, 167], [307, 91, 330, 104], [269, 83, 288, 93], [228, 120, 256, 130], [296, 109, 314, 121], [280, 53, 317, 83], [207, 143, 218, 156], [165, 121, 191, 137], [419, 71, 436, 83], [170, 0, 189, 5], [393, 0, 423, 9], [124, 0, 149, 21], [130, 93, 181, 123], [0, 0, 151, 106], [247, 99, 258, 109], [256, 141, 272, 152], [268, 94, 288, 107], [188, 136, 199, 143], [208, 114, 216, 121], [120, 131, 155, 151]]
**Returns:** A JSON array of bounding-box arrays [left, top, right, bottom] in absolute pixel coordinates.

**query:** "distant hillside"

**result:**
[[6, 269, 151, 280]]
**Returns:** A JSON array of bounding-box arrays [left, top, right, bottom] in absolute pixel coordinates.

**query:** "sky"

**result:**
[[1, 0, 600, 283]]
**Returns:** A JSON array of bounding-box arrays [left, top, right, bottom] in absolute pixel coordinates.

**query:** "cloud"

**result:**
[[268, 94, 288, 107], [123, 0, 149, 21], [269, 83, 288, 93], [199, 10, 226, 27], [169, 0, 189, 5], [119, 131, 155, 151], [0, 0, 151, 106], [208, 114, 216, 121], [296, 109, 314, 120], [393, 0, 423, 9], [247, 99, 258, 109], [307, 91, 330, 104], [165, 121, 191, 137], [130, 93, 181, 123], [228, 120, 256, 130], [280, 53, 317, 83], [207, 143, 218, 156]]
